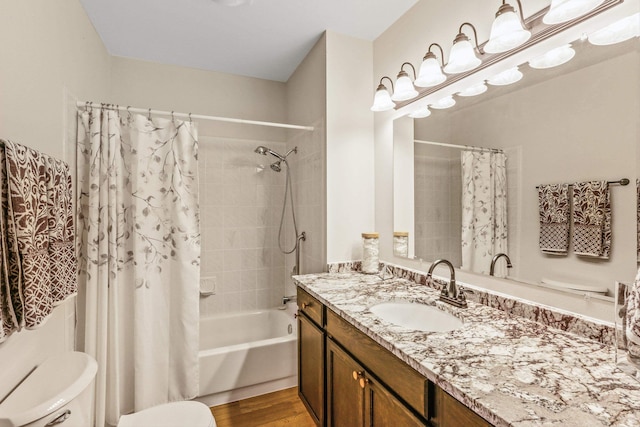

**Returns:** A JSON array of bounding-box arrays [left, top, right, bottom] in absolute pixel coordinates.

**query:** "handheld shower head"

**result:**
[[254, 146, 269, 155], [254, 146, 285, 161]]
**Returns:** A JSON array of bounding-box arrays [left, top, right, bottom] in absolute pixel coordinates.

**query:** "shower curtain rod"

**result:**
[[414, 139, 503, 153], [76, 101, 315, 131]]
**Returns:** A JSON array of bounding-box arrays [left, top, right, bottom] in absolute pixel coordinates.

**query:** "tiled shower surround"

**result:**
[[414, 151, 462, 266], [198, 136, 288, 315], [198, 121, 325, 316]]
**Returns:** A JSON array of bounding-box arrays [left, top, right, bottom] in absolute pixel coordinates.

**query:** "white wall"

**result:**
[[0, 0, 111, 401], [285, 35, 327, 294], [326, 31, 375, 262]]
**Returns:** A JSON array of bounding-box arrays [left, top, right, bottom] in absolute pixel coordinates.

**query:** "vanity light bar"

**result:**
[[382, 0, 624, 111]]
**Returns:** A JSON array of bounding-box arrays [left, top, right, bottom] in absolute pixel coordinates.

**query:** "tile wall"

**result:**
[[198, 136, 288, 316], [414, 153, 462, 266]]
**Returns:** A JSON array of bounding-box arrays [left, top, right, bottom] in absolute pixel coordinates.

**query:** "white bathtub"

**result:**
[[196, 308, 298, 406]]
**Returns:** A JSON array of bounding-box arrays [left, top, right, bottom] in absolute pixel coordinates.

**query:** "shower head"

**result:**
[[270, 161, 282, 172], [254, 145, 285, 161]]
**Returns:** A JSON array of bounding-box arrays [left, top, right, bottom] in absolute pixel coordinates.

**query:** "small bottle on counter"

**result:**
[[393, 231, 409, 258], [362, 232, 380, 274]]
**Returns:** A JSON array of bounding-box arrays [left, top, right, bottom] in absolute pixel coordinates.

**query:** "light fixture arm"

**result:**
[[426, 43, 446, 67], [379, 76, 394, 91], [400, 62, 417, 79], [458, 22, 484, 55]]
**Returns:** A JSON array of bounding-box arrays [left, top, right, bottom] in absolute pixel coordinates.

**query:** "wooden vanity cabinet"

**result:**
[[296, 286, 494, 427], [298, 288, 325, 426], [431, 386, 492, 427], [326, 338, 424, 427]]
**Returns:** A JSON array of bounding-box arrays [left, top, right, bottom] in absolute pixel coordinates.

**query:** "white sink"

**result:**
[[369, 301, 463, 333]]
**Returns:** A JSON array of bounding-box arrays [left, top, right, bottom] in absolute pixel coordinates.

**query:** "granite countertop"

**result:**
[[293, 272, 640, 427]]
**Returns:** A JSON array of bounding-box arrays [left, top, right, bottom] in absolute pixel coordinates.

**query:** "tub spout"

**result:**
[[282, 295, 297, 305]]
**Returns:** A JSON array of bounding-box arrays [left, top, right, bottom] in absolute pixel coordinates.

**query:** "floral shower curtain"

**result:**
[[460, 150, 508, 276], [77, 108, 200, 426]]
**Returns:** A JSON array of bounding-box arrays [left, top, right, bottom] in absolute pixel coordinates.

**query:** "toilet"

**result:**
[[0, 351, 216, 427], [118, 401, 216, 427]]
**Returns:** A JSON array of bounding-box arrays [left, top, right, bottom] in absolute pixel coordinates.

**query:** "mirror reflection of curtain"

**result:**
[[460, 150, 508, 276]]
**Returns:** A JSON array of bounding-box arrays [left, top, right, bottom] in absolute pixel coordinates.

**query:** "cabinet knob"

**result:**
[[352, 370, 364, 381], [359, 377, 369, 389], [301, 302, 311, 309]]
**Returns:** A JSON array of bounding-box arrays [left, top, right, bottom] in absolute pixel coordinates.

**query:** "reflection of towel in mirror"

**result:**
[[572, 181, 610, 259], [538, 183, 569, 255], [626, 268, 640, 357]]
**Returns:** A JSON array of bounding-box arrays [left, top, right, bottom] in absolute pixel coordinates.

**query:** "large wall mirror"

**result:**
[[393, 38, 639, 302]]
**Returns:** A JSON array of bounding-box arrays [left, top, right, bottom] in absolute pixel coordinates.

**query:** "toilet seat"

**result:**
[[118, 401, 216, 427]]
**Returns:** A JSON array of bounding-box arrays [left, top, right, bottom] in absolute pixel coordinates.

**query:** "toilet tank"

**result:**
[[0, 351, 97, 427]]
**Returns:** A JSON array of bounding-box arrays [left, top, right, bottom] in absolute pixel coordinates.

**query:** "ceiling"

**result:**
[[79, 0, 418, 82]]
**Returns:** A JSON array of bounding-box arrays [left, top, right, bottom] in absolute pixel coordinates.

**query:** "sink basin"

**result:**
[[369, 302, 463, 332]]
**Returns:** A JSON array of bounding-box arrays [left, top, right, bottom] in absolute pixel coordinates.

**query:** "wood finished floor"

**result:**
[[210, 387, 316, 427]]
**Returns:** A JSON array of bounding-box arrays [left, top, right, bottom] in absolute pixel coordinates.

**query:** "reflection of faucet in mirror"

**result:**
[[427, 259, 467, 308], [489, 253, 513, 277]]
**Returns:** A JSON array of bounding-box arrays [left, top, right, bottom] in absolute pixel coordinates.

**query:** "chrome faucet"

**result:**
[[427, 259, 467, 308], [282, 295, 297, 305], [489, 253, 513, 276]]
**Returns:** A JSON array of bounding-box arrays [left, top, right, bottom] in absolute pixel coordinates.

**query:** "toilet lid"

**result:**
[[118, 401, 216, 427]]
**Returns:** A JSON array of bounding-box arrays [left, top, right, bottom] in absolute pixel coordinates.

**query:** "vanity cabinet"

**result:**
[[297, 288, 325, 426], [297, 286, 493, 427], [326, 338, 425, 427], [431, 386, 492, 427]]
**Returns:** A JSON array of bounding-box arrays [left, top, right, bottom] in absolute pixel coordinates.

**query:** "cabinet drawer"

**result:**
[[326, 309, 428, 419], [297, 288, 324, 326]]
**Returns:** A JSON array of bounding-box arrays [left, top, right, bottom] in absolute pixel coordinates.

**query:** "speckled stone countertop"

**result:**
[[293, 272, 640, 427]]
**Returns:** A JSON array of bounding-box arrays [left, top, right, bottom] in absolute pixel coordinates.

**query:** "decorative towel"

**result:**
[[538, 183, 570, 255], [0, 139, 77, 338], [0, 147, 19, 341], [637, 179, 639, 262], [572, 180, 611, 259], [625, 268, 640, 360]]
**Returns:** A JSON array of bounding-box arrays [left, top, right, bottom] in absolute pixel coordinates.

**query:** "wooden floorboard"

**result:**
[[210, 387, 316, 427]]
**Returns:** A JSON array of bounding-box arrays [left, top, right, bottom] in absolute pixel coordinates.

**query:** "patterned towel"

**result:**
[[0, 139, 77, 339], [538, 183, 570, 255], [637, 179, 639, 262], [626, 268, 640, 359], [572, 181, 611, 259]]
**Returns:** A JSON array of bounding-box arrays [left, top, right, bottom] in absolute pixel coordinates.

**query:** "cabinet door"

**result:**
[[431, 386, 492, 427], [365, 378, 426, 427], [299, 313, 325, 426], [326, 338, 365, 427]]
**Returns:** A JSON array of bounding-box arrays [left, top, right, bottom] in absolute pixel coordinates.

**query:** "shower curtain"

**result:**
[[460, 150, 508, 276], [77, 108, 200, 426]]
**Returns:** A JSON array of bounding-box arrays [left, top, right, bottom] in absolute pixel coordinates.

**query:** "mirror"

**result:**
[[393, 38, 639, 299]]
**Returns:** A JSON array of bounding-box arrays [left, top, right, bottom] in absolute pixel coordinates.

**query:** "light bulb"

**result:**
[[487, 67, 523, 86], [528, 45, 575, 69], [391, 71, 418, 102], [431, 96, 456, 109], [415, 54, 447, 87], [409, 107, 432, 118], [588, 13, 640, 45], [370, 85, 395, 112], [458, 83, 488, 97], [485, 5, 531, 53], [444, 37, 482, 74], [543, 0, 605, 25]]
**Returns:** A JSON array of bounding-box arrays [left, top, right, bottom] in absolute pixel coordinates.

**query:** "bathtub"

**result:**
[[196, 307, 298, 406]]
